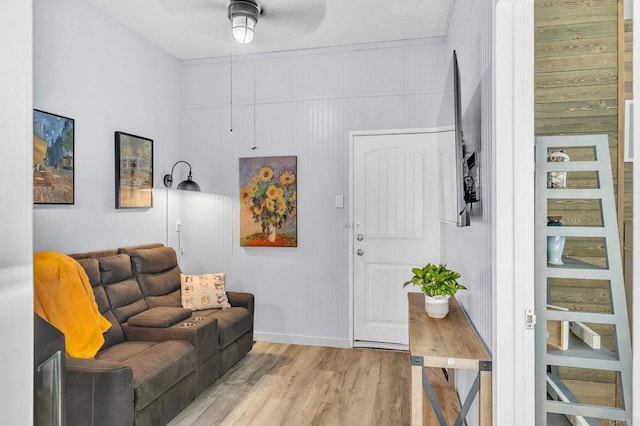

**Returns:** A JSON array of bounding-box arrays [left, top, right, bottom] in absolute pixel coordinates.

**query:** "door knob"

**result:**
[[356, 249, 364, 256], [356, 234, 364, 241]]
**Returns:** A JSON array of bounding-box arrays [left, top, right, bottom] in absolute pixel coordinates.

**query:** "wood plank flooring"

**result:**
[[167, 342, 453, 426]]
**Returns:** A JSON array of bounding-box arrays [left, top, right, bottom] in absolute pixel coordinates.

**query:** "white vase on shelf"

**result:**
[[547, 216, 565, 265], [424, 295, 450, 319]]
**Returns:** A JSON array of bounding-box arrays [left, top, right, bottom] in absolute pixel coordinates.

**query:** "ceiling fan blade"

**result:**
[[258, 0, 326, 38], [158, 0, 226, 16], [157, 0, 231, 43]]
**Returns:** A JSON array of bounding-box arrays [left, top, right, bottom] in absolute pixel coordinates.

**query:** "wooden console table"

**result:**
[[408, 293, 492, 425]]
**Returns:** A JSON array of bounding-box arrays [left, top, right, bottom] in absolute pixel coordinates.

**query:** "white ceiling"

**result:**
[[86, 0, 456, 59]]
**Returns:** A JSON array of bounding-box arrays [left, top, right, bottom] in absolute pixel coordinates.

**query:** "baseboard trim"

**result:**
[[254, 332, 351, 349], [353, 341, 408, 351]]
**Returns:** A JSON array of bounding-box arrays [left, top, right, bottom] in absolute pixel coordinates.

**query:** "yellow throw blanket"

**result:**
[[34, 251, 111, 358]]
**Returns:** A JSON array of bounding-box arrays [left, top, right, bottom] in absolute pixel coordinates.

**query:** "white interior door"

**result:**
[[352, 130, 448, 347]]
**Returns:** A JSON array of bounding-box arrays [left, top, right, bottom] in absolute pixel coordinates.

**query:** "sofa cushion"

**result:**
[[99, 254, 147, 324], [128, 307, 192, 328], [181, 273, 231, 311], [118, 243, 165, 253], [75, 257, 101, 288], [128, 246, 178, 274], [70, 249, 119, 261], [75, 257, 125, 349], [126, 246, 182, 308], [198, 307, 252, 349], [96, 340, 196, 411], [100, 254, 134, 284]]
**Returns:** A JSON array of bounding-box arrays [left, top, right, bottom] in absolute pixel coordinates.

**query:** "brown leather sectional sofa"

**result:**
[[65, 243, 254, 426]]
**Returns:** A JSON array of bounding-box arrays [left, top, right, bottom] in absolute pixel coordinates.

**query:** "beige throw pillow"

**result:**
[[180, 273, 231, 310]]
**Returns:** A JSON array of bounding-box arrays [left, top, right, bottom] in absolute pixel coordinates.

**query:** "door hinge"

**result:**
[[525, 309, 537, 329]]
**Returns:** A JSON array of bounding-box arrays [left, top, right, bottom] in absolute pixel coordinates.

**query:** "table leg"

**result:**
[[411, 364, 423, 426], [479, 370, 492, 426]]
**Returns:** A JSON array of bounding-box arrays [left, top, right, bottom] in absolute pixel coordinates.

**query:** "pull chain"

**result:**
[[229, 33, 233, 134], [251, 35, 257, 150]]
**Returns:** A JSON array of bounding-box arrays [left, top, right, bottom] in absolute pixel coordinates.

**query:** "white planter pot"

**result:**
[[424, 295, 450, 318]]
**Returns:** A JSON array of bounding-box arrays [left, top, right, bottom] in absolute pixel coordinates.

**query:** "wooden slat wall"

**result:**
[[535, 0, 619, 167], [622, 19, 633, 341], [535, 0, 621, 411]]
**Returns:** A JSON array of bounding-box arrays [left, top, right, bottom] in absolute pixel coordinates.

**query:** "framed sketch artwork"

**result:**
[[115, 131, 153, 209], [33, 110, 75, 204]]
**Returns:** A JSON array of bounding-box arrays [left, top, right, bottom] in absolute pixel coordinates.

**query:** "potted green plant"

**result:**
[[403, 263, 466, 318]]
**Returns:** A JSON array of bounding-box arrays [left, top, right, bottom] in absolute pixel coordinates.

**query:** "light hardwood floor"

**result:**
[[168, 342, 456, 426]]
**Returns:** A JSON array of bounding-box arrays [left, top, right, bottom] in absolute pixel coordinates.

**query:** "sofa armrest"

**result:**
[[122, 317, 220, 392], [127, 306, 192, 328], [122, 317, 219, 369], [65, 357, 134, 426], [227, 291, 254, 316], [122, 317, 217, 346]]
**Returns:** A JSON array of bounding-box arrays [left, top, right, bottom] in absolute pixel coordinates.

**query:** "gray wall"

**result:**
[[178, 40, 451, 346], [33, 0, 183, 254], [0, 0, 33, 423]]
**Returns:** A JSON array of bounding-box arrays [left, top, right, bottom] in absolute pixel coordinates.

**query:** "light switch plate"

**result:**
[[335, 195, 344, 208]]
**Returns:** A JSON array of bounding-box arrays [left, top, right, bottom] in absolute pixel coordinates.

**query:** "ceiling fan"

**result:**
[[159, 0, 327, 46]]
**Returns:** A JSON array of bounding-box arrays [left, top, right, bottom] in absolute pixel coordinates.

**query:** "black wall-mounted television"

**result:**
[[451, 51, 469, 227], [438, 50, 471, 227], [438, 50, 482, 227]]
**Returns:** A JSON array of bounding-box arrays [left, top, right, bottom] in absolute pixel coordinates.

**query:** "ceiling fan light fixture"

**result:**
[[232, 15, 255, 44], [228, 0, 260, 44]]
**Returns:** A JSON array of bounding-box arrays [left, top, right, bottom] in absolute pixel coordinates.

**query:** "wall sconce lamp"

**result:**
[[163, 161, 201, 192]]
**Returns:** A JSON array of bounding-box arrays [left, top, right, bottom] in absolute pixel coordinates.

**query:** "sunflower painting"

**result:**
[[239, 156, 297, 247]]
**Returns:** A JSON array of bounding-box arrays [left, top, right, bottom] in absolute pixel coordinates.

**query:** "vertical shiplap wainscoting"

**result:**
[[442, 0, 494, 344], [179, 39, 451, 347], [441, 0, 494, 424]]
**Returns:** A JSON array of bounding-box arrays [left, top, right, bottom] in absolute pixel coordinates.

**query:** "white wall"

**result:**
[[33, 0, 183, 254], [441, 0, 494, 423], [179, 40, 450, 346], [0, 0, 33, 423], [443, 0, 493, 350]]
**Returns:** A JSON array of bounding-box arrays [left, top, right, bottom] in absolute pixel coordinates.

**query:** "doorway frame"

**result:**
[[348, 127, 452, 349], [494, 0, 536, 423]]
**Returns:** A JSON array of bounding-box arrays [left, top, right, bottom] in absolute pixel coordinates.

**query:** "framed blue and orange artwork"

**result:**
[[33, 109, 75, 204]]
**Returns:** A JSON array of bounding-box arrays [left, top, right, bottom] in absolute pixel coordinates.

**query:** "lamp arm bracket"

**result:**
[[164, 160, 193, 188]]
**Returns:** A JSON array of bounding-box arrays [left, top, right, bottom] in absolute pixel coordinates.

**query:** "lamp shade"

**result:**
[[228, 0, 259, 44], [176, 176, 201, 192], [232, 15, 255, 44]]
